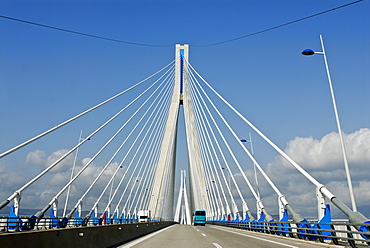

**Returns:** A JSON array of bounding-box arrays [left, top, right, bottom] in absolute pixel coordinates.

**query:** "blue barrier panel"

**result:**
[[307, 223, 319, 241], [8, 205, 18, 231], [317, 204, 332, 240], [243, 212, 249, 221], [233, 214, 239, 222], [133, 213, 138, 223], [74, 210, 83, 227], [112, 212, 118, 224], [251, 220, 257, 230], [60, 216, 68, 228], [268, 219, 277, 234], [359, 221, 370, 240], [258, 212, 265, 222], [296, 220, 305, 239], [49, 209, 59, 228], [306, 205, 333, 241], [257, 212, 265, 231], [91, 212, 99, 226], [21, 215, 38, 231], [297, 219, 311, 240], [121, 213, 127, 224], [278, 209, 289, 235]]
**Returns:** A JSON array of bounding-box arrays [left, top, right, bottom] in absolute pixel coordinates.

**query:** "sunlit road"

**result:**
[[117, 224, 342, 248]]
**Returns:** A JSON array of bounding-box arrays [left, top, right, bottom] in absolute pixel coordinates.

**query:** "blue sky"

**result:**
[[0, 0, 369, 217]]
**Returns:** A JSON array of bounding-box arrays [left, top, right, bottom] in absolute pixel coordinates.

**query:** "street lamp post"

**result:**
[[241, 133, 262, 219], [63, 130, 90, 217], [241, 133, 260, 199], [302, 35, 357, 212]]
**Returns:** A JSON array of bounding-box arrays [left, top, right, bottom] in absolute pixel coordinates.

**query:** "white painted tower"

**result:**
[[148, 44, 210, 220]]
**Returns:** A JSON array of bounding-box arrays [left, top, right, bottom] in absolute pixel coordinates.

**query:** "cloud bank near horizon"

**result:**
[[0, 128, 369, 219], [260, 128, 370, 218]]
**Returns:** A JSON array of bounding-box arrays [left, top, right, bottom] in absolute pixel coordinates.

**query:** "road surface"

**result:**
[[116, 224, 343, 248]]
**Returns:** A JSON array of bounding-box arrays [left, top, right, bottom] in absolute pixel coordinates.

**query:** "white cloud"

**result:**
[[261, 128, 370, 218], [26, 149, 46, 166], [0, 161, 29, 202], [45, 149, 75, 173]]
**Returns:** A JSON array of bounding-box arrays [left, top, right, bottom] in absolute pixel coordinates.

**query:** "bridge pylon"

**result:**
[[148, 44, 210, 220], [174, 170, 191, 224]]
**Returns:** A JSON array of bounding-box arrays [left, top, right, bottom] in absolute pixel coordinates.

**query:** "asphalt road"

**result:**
[[117, 224, 343, 248]]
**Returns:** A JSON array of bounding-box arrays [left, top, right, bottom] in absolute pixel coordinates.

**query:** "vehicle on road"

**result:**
[[138, 210, 151, 222], [193, 209, 206, 226]]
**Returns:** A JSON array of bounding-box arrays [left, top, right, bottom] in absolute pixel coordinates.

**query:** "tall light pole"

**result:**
[[241, 133, 260, 199], [302, 35, 357, 212], [63, 130, 90, 217], [241, 133, 262, 219]]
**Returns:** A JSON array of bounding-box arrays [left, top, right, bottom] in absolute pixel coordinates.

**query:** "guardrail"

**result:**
[[209, 220, 370, 248], [0, 215, 149, 233]]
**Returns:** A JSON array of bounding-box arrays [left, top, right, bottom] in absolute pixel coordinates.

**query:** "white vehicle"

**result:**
[[137, 210, 151, 222]]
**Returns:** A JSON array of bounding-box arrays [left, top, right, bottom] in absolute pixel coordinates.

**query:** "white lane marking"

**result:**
[[213, 243, 222, 248], [118, 225, 175, 248], [211, 226, 299, 248], [201, 233, 207, 236]]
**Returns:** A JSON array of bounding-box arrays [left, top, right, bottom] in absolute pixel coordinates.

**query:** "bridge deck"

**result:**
[[117, 224, 345, 248]]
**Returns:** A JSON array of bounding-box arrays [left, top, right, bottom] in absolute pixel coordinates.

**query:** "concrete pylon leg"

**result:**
[[174, 170, 191, 224], [148, 45, 183, 220], [148, 44, 209, 220], [181, 45, 210, 215]]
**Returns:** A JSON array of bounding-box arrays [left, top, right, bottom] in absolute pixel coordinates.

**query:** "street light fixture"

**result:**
[[302, 49, 324, 56], [302, 35, 357, 212]]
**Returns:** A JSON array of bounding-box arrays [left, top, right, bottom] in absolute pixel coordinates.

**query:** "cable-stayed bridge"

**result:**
[[0, 44, 369, 248]]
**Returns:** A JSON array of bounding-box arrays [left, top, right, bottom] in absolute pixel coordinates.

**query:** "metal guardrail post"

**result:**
[[330, 224, 339, 245], [316, 223, 324, 243], [346, 224, 356, 248], [288, 223, 294, 238]]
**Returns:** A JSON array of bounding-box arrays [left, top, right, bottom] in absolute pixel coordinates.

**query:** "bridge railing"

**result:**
[[0, 215, 144, 233], [209, 220, 370, 248]]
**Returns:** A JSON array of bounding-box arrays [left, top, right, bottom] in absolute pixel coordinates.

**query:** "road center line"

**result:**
[[201, 233, 207, 236], [119, 225, 175, 248], [211, 226, 298, 248]]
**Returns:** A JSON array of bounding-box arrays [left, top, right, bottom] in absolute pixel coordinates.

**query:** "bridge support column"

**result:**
[[52, 200, 58, 217], [278, 197, 284, 221], [77, 201, 82, 218], [13, 194, 21, 217], [316, 186, 326, 220], [148, 44, 210, 220], [181, 45, 210, 215], [148, 45, 183, 220], [174, 170, 191, 224]]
